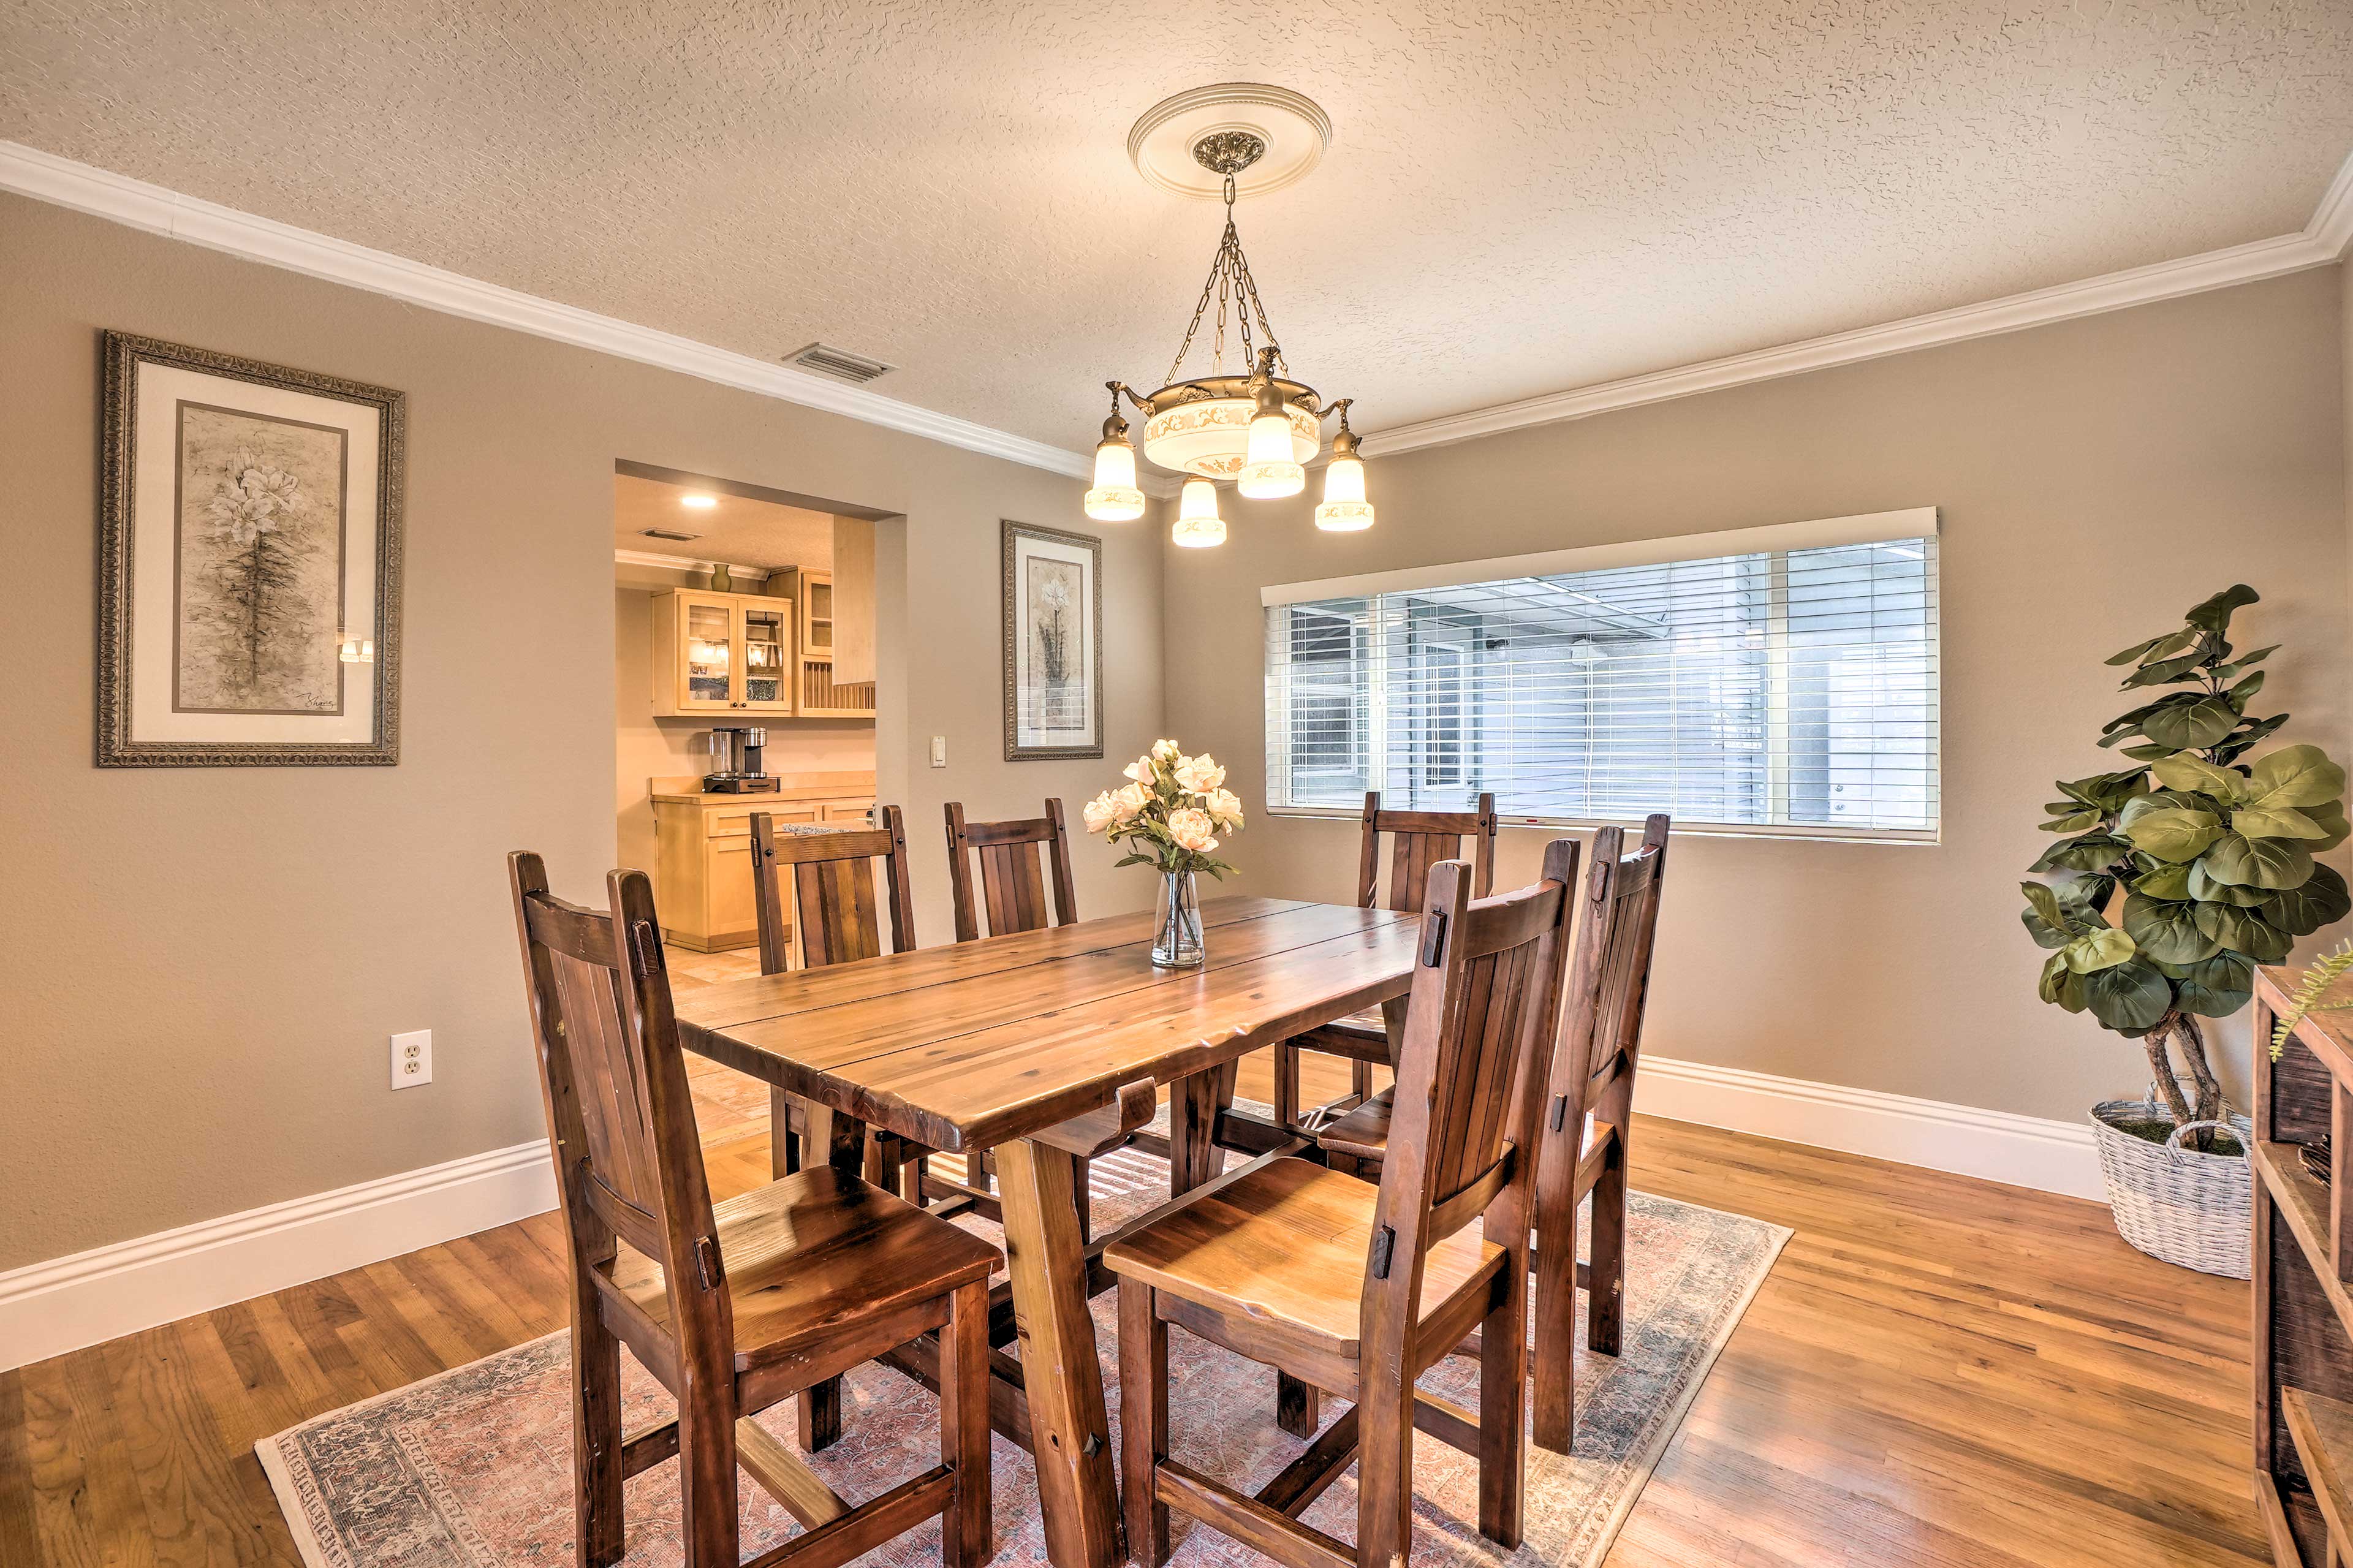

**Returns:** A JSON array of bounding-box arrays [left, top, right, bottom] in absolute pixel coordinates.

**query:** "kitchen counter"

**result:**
[[649, 769, 876, 806]]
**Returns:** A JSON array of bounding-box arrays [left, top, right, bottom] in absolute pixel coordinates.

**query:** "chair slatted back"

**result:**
[[944, 799, 1078, 941], [508, 855, 726, 1347], [750, 806, 918, 973], [1365, 839, 1580, 1327], [1358, 791, 1499, 914], [1582, 814, 1671, 1101]]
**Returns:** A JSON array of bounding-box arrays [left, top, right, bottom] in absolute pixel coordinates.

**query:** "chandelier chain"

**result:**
[[1162, 180, 1286, 387]]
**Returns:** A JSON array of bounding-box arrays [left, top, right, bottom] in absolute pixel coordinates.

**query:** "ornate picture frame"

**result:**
[[1001, 518, 1104, 761], [97, 331, 405, 766]]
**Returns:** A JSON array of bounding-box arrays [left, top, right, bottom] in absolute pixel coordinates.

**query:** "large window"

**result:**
[[1263, 513, 1939, 840]]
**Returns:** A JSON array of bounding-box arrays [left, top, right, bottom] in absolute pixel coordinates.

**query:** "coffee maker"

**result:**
[[703, 726, 779, 793]]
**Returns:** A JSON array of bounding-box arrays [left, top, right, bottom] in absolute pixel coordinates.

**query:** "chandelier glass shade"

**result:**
[[1084, 104, 1368, 542], [1171, 477, 1226, 547], [1314, 420, 1374, 531]]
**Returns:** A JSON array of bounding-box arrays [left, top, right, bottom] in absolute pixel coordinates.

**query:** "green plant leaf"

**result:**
[[2194, 901, 2294, 961], [2121, 652, 2205, 687], [2230, 671, 2267, 703], [2132, 862, 2195, 900], [2038, 950, 2075, 1005], [2040, 811, 2101, 833], [2215, 645, 2278, 680], [2061, 926, 2137, 974], [2187, 859, 2273, 906], [2267, 864, 2352, 938], [2184, 584, 2259, 632], [2173, 952, 2256, 1018], [2080, 960, 2173, 1031], [2246, 744, 2347, 809], [2120, 895, 2221, 966], [2105, 633, 2182, 667], [2119, 743, 2177, 761], [2305, 800, 2352, 852], [2143, 697, 2240, 751], [2215, 713, 2290, 762], [2118, 806, 2223, 863], [2202, 831, 2314, 889], [2232, 805, 2327, 841], [2020, 881, 2064, 928], [2148, 753, 2246, 800], [2029, 835, 2131, 874]]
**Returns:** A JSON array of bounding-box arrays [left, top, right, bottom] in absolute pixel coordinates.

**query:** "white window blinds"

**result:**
[[1263, 513, 1939, 840]]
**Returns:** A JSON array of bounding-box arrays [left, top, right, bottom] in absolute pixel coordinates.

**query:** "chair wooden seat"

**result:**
[[608, 1166, 999, 1370], [1320, 1089, 1616, 1187], [1103, 1156, 1502, 1359]]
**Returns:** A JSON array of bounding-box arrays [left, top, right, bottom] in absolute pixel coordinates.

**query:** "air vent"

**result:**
[[641, 528, 702, 542], [787, 342, 896, 385]]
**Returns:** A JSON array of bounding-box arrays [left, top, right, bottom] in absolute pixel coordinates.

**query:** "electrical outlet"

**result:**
[[392, 1029, 432, 1089], [930, 735, 947, 768]]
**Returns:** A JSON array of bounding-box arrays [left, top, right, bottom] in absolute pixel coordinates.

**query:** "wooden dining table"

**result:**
[[671, 893, 1422, 1568]]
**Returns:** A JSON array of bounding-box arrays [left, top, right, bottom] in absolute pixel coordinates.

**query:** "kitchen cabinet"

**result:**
[[770, 567, 876, 718], [649, 772, 877, 953], [648, 589, 796, 716]]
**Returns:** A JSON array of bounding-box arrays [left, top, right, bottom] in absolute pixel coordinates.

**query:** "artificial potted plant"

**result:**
[[2023, 585, 2348, 1275]]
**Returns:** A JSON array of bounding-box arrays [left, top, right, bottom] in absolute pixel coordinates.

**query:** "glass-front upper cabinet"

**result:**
[[650, 588, 796, 716], [739, 603, 792, 711]]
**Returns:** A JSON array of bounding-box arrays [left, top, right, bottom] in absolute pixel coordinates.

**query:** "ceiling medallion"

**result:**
[[1085, 84, 1372, 543]]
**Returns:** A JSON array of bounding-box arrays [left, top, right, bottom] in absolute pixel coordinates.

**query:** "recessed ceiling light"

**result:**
[[680, 493, 718, 510]]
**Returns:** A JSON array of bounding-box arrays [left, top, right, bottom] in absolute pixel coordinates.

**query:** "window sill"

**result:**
[[1261, 804, 1940, 847]]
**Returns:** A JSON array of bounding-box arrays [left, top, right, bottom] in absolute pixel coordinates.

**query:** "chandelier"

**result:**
[[1085, 88, 1373, 545]]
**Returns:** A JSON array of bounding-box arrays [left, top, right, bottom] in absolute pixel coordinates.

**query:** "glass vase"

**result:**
[[1151, 866, 1204, 970]]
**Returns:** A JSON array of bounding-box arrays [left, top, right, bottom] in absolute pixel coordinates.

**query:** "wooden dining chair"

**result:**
[[1271, 791, 1498, 1135], [1108, 841, 1582, 1568], [506, 854, 999, 1568], [936, 798, 1128, 1233], [1317, 813, 1672, 1453], [748, 806, 925, 1454], [943, 798, 1079, 941]]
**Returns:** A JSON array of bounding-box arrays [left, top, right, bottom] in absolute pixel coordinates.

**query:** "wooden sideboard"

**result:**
[[650, 771, 876, 953], [2253, 964, 2353, 1566]]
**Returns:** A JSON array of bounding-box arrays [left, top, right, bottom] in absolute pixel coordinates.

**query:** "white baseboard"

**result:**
[[0, 1061, 2106, 1372], [1642, 1055, 2106, 1203], [0, 1140, 556, 1373]]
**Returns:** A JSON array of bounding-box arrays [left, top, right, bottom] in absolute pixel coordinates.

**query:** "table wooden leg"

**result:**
[[1169, 1061, 1238, 1197], [995, 1137, 1122, 1568]]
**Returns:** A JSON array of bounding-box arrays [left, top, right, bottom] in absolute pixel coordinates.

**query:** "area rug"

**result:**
[[260, 1135, 1786, 1568]]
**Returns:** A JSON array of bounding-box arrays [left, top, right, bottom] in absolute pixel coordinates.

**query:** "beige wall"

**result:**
[[0, 191, 1162, 1271], [612, 579, 876, 873], [1164, 267, 2348, 1126]]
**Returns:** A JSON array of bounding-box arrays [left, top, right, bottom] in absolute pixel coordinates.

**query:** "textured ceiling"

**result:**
[[7, 2, 2351, 453]]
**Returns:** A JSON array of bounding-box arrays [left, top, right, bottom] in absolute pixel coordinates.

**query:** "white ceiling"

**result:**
[[6, 2, 2349, 453], [613, 474, 835, 572]]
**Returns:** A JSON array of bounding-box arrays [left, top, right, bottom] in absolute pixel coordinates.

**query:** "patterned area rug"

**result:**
[[260, 1139, 1786, 1568]]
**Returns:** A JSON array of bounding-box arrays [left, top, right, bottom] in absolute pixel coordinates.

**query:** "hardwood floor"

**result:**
[[0, 947, 2265, 1566]]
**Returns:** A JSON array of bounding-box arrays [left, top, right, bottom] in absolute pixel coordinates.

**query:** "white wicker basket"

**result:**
[[2090, 1095, 2253, 1279]]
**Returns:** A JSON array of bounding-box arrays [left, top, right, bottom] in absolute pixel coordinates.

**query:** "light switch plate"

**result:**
[[930, 735, 947, 768], [392, 1029, 432, 1089]]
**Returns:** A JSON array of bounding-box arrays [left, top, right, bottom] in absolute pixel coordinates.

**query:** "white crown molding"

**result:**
[[0, 1140, 555, 1371], [1642, 1055, 2104, 1203], [0, 140, 1094, 484], [1366, 145, 2353, 458]]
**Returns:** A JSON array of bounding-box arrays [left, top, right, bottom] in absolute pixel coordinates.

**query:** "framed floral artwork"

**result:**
[[97, 332, 404, 766], [1001, 518, 1104, 760]]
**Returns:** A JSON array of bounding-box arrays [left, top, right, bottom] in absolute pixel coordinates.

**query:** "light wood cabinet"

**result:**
[[770, 567, 876, 718], [650, 772, 876, 952], [649, 589, 797, 717]]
